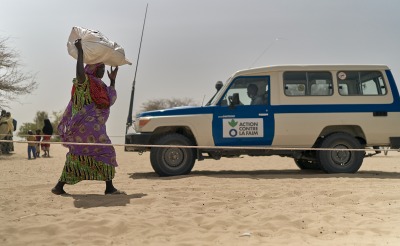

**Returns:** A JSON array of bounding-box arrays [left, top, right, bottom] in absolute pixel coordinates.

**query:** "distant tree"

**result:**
[[17, 110, 63, 141], [0, 37, 37, 108], [18, 122, 37, 137], [140, 98, 198, 112], [51, 110, 63, 141], [33, 111, 49, 128]]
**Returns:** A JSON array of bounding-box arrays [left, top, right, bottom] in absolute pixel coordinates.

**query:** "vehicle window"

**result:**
[[221, 76, 269, 106], [284, 71, 333, 96], [285, 84, 305, 96], [337, 71, 386, 96]]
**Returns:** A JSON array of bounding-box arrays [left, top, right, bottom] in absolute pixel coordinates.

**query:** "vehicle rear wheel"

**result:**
[[150, 133, 196, 176], [317, 133, 364, 173], [294, 159, 320, 170]]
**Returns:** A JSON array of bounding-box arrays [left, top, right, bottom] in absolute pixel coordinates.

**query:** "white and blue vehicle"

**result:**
[[125, 65, 400, 176]]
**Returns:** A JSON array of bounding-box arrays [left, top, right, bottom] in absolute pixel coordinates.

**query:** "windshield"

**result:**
[[208, 77, 232, 105]]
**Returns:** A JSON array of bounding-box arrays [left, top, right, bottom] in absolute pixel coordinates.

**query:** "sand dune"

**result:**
[[1, 143, 400, 245]]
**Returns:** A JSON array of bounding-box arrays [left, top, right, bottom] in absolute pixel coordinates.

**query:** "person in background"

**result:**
[[0, 112, 13, 154], [35, 129, 42, 158], [27, 130, 36, 160], [52, 39, 123, 195], [0, 110, 7, 154], [41, 119, 53, 157], [5, 112, 14, 152]]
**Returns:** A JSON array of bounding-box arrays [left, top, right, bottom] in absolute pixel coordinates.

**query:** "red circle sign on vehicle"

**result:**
[[338, 72, 347, 80]]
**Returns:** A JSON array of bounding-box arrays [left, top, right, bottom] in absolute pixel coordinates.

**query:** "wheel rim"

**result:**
[[163, 148, 184, 168], [330, 144, 352, 166]]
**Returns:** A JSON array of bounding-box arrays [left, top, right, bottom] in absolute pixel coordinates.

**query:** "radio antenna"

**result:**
[[126, 3, 149, 134], [249, 37, 283, 68]]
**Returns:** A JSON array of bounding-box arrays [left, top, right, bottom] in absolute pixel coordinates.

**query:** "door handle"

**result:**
[[259, 113, 268, 116], [373, 112, 387, 117]]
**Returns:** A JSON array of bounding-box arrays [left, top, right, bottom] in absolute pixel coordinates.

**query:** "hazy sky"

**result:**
[[1, 0, 400, 143]]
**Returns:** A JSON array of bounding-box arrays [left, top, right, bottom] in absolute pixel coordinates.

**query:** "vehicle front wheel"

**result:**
[[317, 133, 364, 173], [150, 133, 196, 176]]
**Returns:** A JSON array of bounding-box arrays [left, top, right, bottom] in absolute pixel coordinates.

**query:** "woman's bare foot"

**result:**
[[51, 187, 66, 195], [51, 181, 67, 195], [105, 188, 126, 195]]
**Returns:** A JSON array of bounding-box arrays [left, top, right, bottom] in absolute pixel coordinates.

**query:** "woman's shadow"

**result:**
[[68, 193, 147, 209]]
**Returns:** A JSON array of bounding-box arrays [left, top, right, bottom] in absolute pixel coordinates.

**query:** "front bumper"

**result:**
[[125, 133, 152, 152]]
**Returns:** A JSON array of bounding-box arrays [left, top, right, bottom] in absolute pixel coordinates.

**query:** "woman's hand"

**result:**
[[74, 39, 83, 51], [107, 66, 118, 87]]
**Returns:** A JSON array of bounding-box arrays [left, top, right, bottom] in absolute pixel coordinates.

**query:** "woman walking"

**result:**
[[41, 119, 53, 157], [52, 39, 123, 195]]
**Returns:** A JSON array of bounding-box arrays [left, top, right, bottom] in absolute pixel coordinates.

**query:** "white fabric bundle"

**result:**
[[67, 26, 132, 66]]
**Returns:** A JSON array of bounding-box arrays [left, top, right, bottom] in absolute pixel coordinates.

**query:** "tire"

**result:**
[[317, 133, 364, 173], [150, 133, 196, 176], [294, 159, 320, 170]]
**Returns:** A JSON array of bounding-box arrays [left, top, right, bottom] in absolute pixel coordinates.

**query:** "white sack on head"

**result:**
[[67, 26, 132, 66]]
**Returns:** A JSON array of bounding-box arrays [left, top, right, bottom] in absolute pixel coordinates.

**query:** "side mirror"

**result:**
[[232, 93, 240, 105], [229, 93, 240, 109]]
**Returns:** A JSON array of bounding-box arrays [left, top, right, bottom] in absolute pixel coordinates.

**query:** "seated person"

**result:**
[[247, 84, 264, 105]]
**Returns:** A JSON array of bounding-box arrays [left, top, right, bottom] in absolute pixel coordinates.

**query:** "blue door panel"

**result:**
[[212, 74, 274, 148]]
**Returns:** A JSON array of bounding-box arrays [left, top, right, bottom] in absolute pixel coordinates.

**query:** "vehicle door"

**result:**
[[212, 76, 274, 146]]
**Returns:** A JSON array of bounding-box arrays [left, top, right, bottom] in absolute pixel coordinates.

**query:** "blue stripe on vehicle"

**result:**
[[139, 106, 215, 117]]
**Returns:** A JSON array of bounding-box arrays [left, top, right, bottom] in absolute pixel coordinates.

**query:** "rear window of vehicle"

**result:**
[[283, 71, 333, 96], [337, 71, 386, 96]]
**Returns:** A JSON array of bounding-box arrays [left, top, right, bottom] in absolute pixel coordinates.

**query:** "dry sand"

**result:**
[[1, 142, 400, 245]]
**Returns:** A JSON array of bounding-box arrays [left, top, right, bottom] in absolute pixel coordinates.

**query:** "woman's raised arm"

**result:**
[[74, 39, 85, 84]]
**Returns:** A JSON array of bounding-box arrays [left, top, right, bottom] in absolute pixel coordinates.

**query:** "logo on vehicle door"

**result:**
[[223, 118, 264, 138]]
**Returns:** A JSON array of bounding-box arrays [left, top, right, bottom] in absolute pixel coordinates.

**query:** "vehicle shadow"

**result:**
[[128, 169, 400, 180], [66, 193, 147, 208]]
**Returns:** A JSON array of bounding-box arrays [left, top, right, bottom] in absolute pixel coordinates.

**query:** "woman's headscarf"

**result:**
[[42, 119, 53, 135], [85, 63, 104, 77]]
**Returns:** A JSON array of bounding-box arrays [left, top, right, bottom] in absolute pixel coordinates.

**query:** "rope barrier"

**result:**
[[0, 139, 397, 152], [0, 133, 125, 138]]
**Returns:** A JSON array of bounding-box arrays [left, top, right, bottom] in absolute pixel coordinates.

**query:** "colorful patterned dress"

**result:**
[[57, 75, 118, 184]]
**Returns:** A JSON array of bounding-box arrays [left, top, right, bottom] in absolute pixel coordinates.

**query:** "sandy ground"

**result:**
[[1, 142, 400, 245]]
